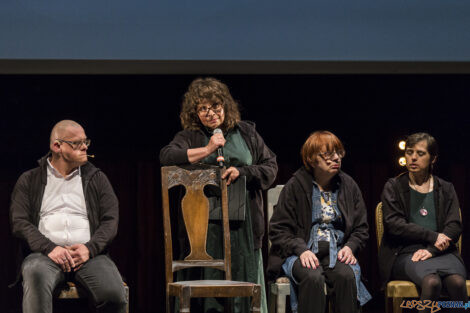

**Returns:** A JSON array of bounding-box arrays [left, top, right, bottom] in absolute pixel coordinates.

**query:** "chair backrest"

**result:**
[[161, 165, 231, 284], [267, 185, 284, 249], [375, 202, 384, 250], [267, 185, 284, 223], [375, 202, 462, 254]]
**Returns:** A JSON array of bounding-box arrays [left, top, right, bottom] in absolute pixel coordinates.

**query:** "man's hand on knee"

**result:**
[[48, 246, 75, 272], [66, 244, 90, 271]]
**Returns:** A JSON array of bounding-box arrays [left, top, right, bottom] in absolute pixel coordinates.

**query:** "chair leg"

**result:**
[[276, 293, 286, 313], [166, 295, 171, 313], [179, 287, 190, 313], [224, 298, 233, 313], [125, 286, 129, 313], [251, 285, 261, 313], [392, 297, 403, 313], [268, 287, 276, 313]]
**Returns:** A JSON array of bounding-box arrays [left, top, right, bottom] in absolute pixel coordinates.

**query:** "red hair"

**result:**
[[301, 131, 345, 171]]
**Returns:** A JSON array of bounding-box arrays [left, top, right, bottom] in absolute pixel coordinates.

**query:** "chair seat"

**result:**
[[57, 282, 83, 299], [57, 281, 129, 299], [386, 281, 419, 298], [57, 282, 130, 313], [169, 280, 259, 298], [171, 280, 255, 287], [387, 279, 470, 298]]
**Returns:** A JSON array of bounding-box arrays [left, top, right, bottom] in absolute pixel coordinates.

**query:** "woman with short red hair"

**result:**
[[268, 131, 371, 313]]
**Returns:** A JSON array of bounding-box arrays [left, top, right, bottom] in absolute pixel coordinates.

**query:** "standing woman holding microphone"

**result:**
[[160, 77, 278, 313]]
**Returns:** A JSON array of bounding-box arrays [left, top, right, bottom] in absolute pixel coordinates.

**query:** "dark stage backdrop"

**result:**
[[1, 75, 470, 312]]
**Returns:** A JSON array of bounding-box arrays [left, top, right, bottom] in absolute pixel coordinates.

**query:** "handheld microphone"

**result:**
[[213, 128, 225, 167]]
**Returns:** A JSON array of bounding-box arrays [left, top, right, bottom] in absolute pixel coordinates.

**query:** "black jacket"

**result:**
[[10, 155, 119, 279], [378, 173, 463, 287], [267, 167, 369, 281], [159, 120, 278, 249]]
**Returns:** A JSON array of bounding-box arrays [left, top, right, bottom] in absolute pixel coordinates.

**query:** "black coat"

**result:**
[[378, 173, 463, 288], [11, 155, 119, 257], [159, 120, 278, 249], [267, 167, 369, 281]]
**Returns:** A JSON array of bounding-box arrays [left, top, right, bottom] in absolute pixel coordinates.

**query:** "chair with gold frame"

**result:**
[[375, 202, 470, 313]]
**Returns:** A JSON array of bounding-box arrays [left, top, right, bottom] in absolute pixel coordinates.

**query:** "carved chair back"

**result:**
[[161, 165, 231, 285]]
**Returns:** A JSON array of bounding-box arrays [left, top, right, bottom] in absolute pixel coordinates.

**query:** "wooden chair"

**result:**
[[375, 202, 470, 313], [57, 282, 129, 313], [267, 185, 329, 313], [161, 165, 261, 313]]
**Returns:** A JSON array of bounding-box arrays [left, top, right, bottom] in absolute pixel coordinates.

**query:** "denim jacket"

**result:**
[[282, 181, 372, 313]]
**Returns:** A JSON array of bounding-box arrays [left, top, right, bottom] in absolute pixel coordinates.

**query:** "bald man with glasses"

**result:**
[[10, 120, 127, 313]]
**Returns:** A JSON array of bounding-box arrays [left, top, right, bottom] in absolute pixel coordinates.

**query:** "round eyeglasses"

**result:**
[[319, 150, 345, 160], [197, 103, 223, 116]]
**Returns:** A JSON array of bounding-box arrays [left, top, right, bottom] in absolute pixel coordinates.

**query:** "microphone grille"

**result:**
[[213, 128, 222, 135]]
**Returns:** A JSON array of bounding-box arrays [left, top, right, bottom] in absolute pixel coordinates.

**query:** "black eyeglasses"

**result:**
[[197, 103, 223, 116], [57, 138, 91, 150], [319, 150, 345, 160]]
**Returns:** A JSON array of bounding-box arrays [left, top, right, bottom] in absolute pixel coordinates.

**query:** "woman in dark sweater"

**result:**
[[160, 77, 277, 313], [379, 133, 468, 311], [268, 131, 371, 313]]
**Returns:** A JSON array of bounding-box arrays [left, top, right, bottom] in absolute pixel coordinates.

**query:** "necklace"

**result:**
[[409, 173, 433, 193], [409, 174, 433, 217]]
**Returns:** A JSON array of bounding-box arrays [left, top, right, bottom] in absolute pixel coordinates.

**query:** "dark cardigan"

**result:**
[[378, 172, 463, 288], [266, 167, 369, 281], [10, 155, 119, 286], [159, 120, 278, 249]]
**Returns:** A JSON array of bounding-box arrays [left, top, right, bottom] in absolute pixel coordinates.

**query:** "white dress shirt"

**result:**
[[38, 159, 91, 246]]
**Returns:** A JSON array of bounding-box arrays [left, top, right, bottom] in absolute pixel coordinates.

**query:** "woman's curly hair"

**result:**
[[180, 77, 241, 131]]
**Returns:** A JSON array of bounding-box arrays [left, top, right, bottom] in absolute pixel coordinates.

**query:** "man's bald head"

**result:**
[[50, 120, 83, 150]]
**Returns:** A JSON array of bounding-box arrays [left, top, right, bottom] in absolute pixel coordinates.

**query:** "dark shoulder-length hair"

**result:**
[[180, 77, 241, 131]]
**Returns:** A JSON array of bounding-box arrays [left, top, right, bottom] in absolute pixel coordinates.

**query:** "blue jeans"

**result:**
[[21, 252, 127, 313]]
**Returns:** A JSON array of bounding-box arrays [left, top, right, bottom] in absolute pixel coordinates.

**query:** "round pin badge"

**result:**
[[419, 208, 428, 216]]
